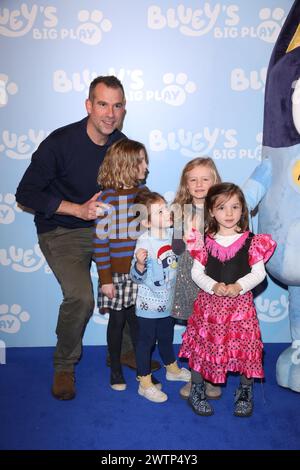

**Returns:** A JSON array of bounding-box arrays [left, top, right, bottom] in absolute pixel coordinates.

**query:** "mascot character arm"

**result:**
[[243, 158, 272, 212]]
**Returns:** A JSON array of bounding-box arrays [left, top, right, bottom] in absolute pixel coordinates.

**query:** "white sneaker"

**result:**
[[138, 385, 168, 403], [154, 382, 162, 391], [166, 367, 191, 382], [111, 383, 127, 391], [136, 377, 162, 390]]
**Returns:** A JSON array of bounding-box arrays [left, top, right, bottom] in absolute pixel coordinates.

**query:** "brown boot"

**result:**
[[52, 371, 75, 400], [180, 380, 191, 399], [120, 350, 137, 369], [106, 351, 136, 368], [205, 381, 222, 399], [121, 350, 161, 372], [107, 350, 161, 372], [150, 360, 161, 373]]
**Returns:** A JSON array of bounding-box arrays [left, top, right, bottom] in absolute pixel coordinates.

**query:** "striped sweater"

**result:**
[[93, 187, 142, 285]]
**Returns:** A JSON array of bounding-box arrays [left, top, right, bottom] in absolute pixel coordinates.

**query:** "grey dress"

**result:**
[[171, 205, 204, 321]]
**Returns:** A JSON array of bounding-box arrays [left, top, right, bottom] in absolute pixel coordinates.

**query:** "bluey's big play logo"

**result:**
[[256, 294, 289, 323], [231, 67, 267, 92], [0, 129, 48, 159], [0, 3, 37, 37], [125, 72, 197, 106], [0, 243, 47, 273], [149, 128, 262, 160], [53, 68, 197, 106], [148, 3, 285, 43], [0, 4, 112, 45], [148, 3, 222, 37]]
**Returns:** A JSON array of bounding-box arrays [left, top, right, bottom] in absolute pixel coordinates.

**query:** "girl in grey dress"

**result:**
[[171, 157, 221, 321], [172, 205, 203, 321]]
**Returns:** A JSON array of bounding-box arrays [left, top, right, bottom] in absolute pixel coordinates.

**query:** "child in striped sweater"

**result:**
[[93, 138, 148, 391]]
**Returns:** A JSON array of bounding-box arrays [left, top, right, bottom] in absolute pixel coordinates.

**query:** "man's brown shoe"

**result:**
[[106, 350, 161, 372], [52, 371, 76, 400]]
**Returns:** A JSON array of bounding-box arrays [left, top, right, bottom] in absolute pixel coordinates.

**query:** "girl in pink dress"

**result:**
[[179, 183, 276, 417]]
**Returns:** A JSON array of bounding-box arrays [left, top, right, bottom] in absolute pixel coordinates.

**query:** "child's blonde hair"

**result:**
[[173, 157, 221, 209], [97, 139, 148, 190]]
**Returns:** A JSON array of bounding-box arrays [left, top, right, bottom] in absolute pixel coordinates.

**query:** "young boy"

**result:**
[[130, 189, 191, 403]]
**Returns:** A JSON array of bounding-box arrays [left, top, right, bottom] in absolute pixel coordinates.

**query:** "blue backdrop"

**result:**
[[0, 0, 292, 348]]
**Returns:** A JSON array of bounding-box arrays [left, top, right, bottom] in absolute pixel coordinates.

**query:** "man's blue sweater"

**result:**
[[16, 117, 125, 233]]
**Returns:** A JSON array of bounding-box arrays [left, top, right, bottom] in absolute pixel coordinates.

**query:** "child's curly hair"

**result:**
[[97, 139, 148, 190]]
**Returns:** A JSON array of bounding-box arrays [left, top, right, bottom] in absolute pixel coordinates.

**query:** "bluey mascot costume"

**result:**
[[244, 1, 300, 393]]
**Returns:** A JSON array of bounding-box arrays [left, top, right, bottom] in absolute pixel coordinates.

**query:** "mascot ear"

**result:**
[[292, 77, 300, 134], [286, 23, 300, 53], [288, 23, 300, 134]]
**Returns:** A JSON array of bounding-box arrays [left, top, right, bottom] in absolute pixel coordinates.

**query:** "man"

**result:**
[[16, 76, 139, 400]]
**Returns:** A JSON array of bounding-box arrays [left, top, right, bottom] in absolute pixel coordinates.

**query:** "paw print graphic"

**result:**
[[161, 73, 197, 106], [0, 74, 18, 108], [76, 10, 112, 45], [0, 304, 30, 334], [0, 193, 21, 225], [257, 8, 285, 44]]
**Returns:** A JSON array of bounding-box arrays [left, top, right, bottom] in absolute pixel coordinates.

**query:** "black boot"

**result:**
[[188, 382, 214, 416], [234, 383, 253, 417]]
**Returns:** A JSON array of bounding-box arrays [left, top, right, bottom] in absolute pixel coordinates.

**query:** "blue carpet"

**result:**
[[0, 344, 299, 450]]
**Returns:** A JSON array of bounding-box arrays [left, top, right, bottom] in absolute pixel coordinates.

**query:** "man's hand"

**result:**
[[101, 283, 116, 299], [77, 192, 107, 220], [56, 192, 109, 220], [136, 248, 148, 272]]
